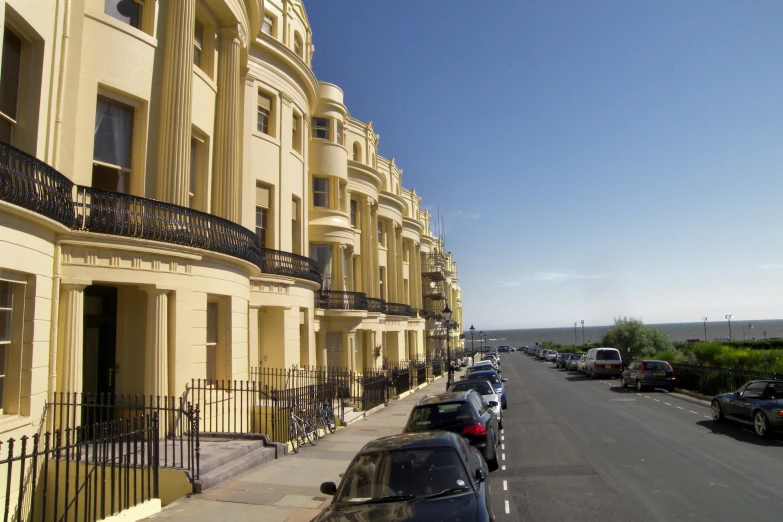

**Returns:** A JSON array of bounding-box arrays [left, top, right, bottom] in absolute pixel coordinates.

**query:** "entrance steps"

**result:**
[[194, 435, 283, 492]]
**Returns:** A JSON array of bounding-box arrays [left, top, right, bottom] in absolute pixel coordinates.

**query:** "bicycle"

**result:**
[[288, 405, 318, 453], [313, 400, 336, 439]]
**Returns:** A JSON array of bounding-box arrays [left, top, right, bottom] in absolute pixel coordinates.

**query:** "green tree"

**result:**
[[601, 317, 673, 358]]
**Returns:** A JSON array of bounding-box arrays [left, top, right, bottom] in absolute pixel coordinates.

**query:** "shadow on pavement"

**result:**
[[565, 374, 593, 381], [696, 420, 783, 446]]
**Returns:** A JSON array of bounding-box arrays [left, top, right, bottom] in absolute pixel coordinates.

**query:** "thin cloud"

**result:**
[[496, 272, 609, 287], [760, 264, 783, 270]]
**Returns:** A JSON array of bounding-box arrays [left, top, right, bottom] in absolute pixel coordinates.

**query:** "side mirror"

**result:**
[[475, 468, 486, 483], [320, 482, 338, 495], [501, 378, 507, 383], [488, 400, 499, 408], [734, 391, 740, 398]]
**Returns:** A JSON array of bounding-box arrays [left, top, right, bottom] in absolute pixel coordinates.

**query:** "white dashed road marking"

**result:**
[[653, 399, 660, 402], [505, 500, 510, 514], [689, 410, 699, 415], [502, 443, 505, 450], [644, 396, 651, 399], [503, 480, 508, 491], [704, 416, 711, 419], [502, 453, 506, 461], [676, 406, 684, 410], [502, 465, 506, 471], [664, 402, 672, 406]]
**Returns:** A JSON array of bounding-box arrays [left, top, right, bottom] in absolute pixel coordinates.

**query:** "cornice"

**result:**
[[251, 33, 318, 108], [379, 190, 406, 213], [403, 216, 424, 233], [347, 160, 384, 188]]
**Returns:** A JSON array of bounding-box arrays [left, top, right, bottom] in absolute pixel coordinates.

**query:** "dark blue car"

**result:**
[[466, 370, 507, 409], [711, 380, 783, 438]]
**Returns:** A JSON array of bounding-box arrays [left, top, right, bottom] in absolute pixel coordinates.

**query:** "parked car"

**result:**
[[465, 370, 507, 409], [497, 345, 511, 352], [583, 347, 623, 378], [449, 380, 503, 428], [462, 361, 494, 379], [620, 360, 676, 391], [576, 354, 588, 374], [537, 349, 548, 360], [315, 431, 495, 522], [545, 350, 558, 362], [711, 380, 783, 438], [555, 352, 573, 368], [566, 354, 581, 371], [403, 391, 500, 470]]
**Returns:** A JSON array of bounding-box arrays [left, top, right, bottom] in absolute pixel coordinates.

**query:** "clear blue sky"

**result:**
[[304, 1, 783, 329]]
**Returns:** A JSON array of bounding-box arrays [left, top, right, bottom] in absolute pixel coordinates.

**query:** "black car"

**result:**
[[711, 380, 783, 438], [315, 431, 494, 522], [403, 391, 500, 470], [620, 360, 676, 392]]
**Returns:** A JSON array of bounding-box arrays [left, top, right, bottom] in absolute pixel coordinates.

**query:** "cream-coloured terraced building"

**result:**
[[0, 0, 462, 455]]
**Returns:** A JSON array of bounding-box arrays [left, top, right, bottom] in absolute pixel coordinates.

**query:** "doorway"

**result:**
[[83, 285, 118, 397]]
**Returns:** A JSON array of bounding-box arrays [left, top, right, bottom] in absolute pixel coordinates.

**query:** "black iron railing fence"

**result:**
[[0, 413, 158, 522], [671, 364, 779, 396], [366, 298, 387, 314], [432, 360, 443, 377], [186, 379, 260, 435], [48, 392, 200, 483], [259, 248, 321, 283], [316, 290, 369, 310], [0, 141, 75, 227]]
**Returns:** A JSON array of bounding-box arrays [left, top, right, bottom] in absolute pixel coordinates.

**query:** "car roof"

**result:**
[[468, 370, 499, 377], [450, 380, 495, 392], [416, 390, 472, 406], [361, 431, 459, 453]]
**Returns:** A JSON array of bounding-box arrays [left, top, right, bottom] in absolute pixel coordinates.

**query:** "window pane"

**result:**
[[262, 15, 273, 35], [92, 164, 129, 193], [313, 193, 328, 208], [104, 0, 141, 28], [0, 29, 22, 120], [0, 310, 11, 343], [94, 96, 134, 169], [0, 117, 12, 144], [0, 281, 11, 308], [190, 138, 197, 196], [207, 302, 218, 344], [0, 345, 6, 374], [313, 178, 329, 192]]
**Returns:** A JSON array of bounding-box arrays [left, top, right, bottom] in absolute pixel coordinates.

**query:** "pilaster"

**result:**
[[156, 0, 196, 206], [144, 289, 170, 397], [57, 284, 87, 394]]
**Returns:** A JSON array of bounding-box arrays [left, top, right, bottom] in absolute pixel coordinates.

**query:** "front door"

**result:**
[[83, 285, 118, 398]]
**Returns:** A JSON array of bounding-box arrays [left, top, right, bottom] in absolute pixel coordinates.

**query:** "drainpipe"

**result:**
[[52, 0, 71, 169], [47, 245, 62, 431]]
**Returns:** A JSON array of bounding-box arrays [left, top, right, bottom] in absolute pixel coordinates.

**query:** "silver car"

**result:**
[[577, 354, 588, 374], [448, 379, 503, 428], [545, 350, 558, 362]]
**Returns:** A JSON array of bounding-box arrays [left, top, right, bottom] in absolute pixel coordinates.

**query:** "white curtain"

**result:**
[[94, 98, 132, 192]]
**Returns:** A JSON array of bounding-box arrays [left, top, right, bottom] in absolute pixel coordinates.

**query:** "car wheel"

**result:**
[[487, 451, 499, 471], [636, 379, 644, 392], [754, 411, 769, 438], [499, 417, 504, 430], [711, 400, 725, 423]]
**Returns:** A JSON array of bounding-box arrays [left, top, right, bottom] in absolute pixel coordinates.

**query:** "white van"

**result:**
[[584, 347, 623, 378]]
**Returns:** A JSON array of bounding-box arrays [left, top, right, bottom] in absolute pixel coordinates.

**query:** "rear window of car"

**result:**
[[596, 350, 620, 360], [408, 402, 476, 430], [469, 372, 500, 385], [450, 382, 493, 395], [644, 361, 669, 371]]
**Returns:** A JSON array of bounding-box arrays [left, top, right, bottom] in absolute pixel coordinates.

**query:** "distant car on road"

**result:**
[[314, 431, 495, 522], [584, 348, 623, 378], [620, 360, 676, 392], [565, 354, 581, 371], [545, 350, 558, 362], [576, 354, 588, 374], [555, 353, 574, 368], [711, 380, 783, 438], [497, 345, 511, 352]]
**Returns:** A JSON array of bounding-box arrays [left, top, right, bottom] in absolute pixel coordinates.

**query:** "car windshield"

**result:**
[[336, 447, 472, 503], [407, 402, 475, 431], [470, 372, 500, 385], [596, 350, 620, 360], [449, 381, 493, 395]]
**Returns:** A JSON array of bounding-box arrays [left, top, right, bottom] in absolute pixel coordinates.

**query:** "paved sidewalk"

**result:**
[[146, 376, 449, 522]]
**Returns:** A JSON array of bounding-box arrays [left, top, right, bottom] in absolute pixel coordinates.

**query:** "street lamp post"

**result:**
[[725, 314, 733, 341], [581, 320, 585, 346], [573, 322, 578, 346], [702, 317, 708, 342], [444, 306, 453, 388], [470, 324, 475, 356]]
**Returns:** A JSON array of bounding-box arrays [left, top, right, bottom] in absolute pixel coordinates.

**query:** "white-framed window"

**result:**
[[0, 277, 24, 416], [257, 92, 272, 135], [104, 0, 143, 29], [0, 28, 23, 145], [350, 199, 358, 228], [292, 197, 301, 255], [352, 143, 361, 162], [261, 12, 275, 37], [206, 301, 218, 381], [312, 117, 329, 140], [193, 18, 204, 68], [378, 220, 384, 246], [313, 177, 330, 208], [189, 133, 207, 210], [294, 32, 303, 58], [92, 95, 134, 193], [292, 112, 302, 152], [335, 121, 343, 145], [255, 183, 270, 248], [0, 281, 12, 413]]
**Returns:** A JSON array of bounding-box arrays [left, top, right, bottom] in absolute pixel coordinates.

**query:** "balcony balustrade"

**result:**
[[366, 297, 387, 314], [316, 290, 369, 310]]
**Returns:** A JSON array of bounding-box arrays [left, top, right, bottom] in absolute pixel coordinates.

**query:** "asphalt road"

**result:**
[[489, 352, 783, 521]]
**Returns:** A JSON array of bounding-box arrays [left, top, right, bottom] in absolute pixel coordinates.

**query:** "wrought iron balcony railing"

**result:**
[[421, 253, 446, 280], [366, 297, 387, 314], [316, 290, 369, 311], [422, 300, 446, 318], [0, 141, 321, 283], [0, 141, 75, 227], [386, 302, 415, 317]]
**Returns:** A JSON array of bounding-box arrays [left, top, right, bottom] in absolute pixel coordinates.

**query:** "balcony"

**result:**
[[421, 252, 446, 280], [0, 141, 321, 284], [387, 302, 418, 318], [316, 290, 369, 310], [366, 297, 387, 314], [422, 300, 446, 319], [423, 280, 445, 300]]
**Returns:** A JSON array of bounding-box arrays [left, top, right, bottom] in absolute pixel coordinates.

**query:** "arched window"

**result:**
[[352, 142, 361, 162], [294, 32, 303, 58]]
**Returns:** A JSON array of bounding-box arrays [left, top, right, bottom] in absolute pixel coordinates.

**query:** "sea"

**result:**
[[468, 319, 783, 349]]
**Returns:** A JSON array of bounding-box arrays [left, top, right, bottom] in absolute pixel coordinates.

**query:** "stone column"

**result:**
[[156, 0, 195, 206], [57, 284, 87, 394], [372, 204, 380, 299], [387, 222, 398, 302], [212, 27, 242, 222], [396, 226, 404, 303], [145, 289, 170, 398], [248, 305, 260, 370], [362, 197, 373, 296]]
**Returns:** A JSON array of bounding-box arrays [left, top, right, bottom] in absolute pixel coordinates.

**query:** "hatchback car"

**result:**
[[448, 380, 503, 428], [315, 431, 494, 522], [565, 354, 581, 371], [620, 360, 676, 391], [545, 350, 558, 362], [403, 391, 500, 470], [711, 380, 783, 438], [466, 370, 507, 409]]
